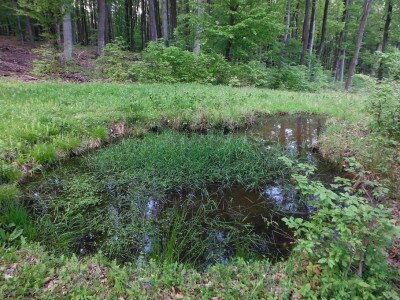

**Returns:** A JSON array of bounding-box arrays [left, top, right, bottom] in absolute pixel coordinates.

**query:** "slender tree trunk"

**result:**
[[317, 0, 329, 58], [334, 0, 351, 81], [308, 0, 316, 71], [378, 0, 392, 80], [141, 0, 146, 48], [225, 4, 238, 61], [25, 16, 34, 45], [162, 0, 169, 46], [193, 0, 204, 55], [283, 0, 291, 47], [12, 0, 24, 44], [148, 0, 158, 40], [63, 6, 73, 61], [105, 2, 113, 43], [170, 0, 177, 32], [300, 0, 311, 65], [345, 0, 373, 91], [56, 22, 62, 47], [97, 0, 106, 55]]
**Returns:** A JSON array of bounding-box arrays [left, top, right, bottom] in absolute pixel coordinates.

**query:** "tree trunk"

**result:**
[[283, 0, 291, 47], [12, 0, 24, 44], [25, 16, 35, 45], [317, 0, 329, 58], [225, 4, 238, 61], [193, 0, 204, 55], [378, 0, 392, 80], [125, 0, 131, 47], [334, 0, 351, 81], [63, 6, 73, 61], [148, 0, 158, 40], [141, 0, 146, 48], [308, 0, 316, 71], [345, 0, 373, 91], [162, 0, 169, 46], [97, 0, 106, 55], [300, 0, 311, 65], [170, 0, 177, 32], [56, 22, 62, 47]]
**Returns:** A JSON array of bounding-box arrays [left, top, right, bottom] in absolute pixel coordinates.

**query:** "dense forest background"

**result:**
[[0, 0, 399, 90]]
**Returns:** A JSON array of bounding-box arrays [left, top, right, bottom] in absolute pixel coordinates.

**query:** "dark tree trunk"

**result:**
[[378, 0, 392, 80], [317, 0, 329, 58], [141, 0, 146, 48], [334, 0, 351, 81], [25, 16, 35, 45], [162, 0, 169, 46], [283, 0, 291, 47], [12, 0, 24, 44], [345, 0, 373, 91], [148, 0, 158, 40], [308, 0, 317, 70], [97, 0, 106, 55], [300, 0, 311, 65], [225, 4, 238, 61], [170, 0, 177, 32], [105, 2, 113, 43]]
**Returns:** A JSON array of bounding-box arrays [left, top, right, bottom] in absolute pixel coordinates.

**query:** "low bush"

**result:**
[[368, 81, 400, 139], [281, 157, 399, 299], [32, 44, 61, 77]]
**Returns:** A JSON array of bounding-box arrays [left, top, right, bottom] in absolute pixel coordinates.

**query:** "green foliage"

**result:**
[[30, 143, 57, 164], [95, 37, 135, 81], [351, 74, 377, 93], [376, 47, 400, 80], [368, 81, 400, 139], [0, 161, 22, 184], [32, 44, 61, 77], [268, 65, 312, 91], [130, 42, 230, 84], [0, 242, 285, 299], [282, 158, 399, 299]]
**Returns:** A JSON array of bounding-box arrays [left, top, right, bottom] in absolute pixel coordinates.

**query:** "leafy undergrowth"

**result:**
[[0, 242, 289, 299]]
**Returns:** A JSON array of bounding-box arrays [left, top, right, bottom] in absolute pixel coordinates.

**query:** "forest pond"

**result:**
[[23, 113, 340, 269]]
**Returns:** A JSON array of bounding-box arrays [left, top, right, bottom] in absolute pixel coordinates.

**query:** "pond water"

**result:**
[[23, 113, 340, 268]]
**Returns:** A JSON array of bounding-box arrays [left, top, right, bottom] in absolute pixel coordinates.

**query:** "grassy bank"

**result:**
[[0, 80, 366, 182]]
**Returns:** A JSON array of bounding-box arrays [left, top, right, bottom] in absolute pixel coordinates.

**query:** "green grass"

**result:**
[[0, 80, 367, 178], [0, 243, 288, 299], [29, 132, 290, 263]]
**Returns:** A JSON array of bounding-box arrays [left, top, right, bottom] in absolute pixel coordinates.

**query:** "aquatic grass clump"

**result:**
[[88, 131, 289, 194], [28, 131, 292, 265]]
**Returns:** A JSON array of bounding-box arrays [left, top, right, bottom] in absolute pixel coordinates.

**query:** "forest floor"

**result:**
[[0, 36, 97, 82]]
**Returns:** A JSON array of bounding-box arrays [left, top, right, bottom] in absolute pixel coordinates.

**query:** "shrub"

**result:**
[[351, 74, 377, 92], [268, 65, 311, 91], [95, 37, 137, 81], [281, 158, 399, 299], [367, 82, 400, 139], [32, 44, 61, 77]]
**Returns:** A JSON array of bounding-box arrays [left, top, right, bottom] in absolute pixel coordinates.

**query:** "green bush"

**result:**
[[130, 42, 230, 84], [95, 37, 137, 81], [32, 44, 61, 77], [0, 161, 22, 184], [281, 158, 399, 299], [351, 74, 377, 92], [368, 82, 400, 139], [268, 65, 311, 91]]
